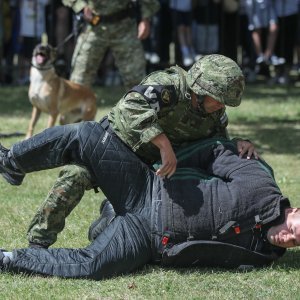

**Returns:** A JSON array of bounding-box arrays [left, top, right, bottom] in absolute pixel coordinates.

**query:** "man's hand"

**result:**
[[237, 140, 259, 159], [151, 133, 177, 178], [137, 19, 150, 40], [83, 6, 93, 22]]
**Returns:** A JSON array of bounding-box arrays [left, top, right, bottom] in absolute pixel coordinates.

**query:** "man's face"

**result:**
[[202, 96, 225, 113], [267, 208, 300, 248]]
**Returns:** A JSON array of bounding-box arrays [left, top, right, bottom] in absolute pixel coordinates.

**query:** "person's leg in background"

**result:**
[[70, 25, 108, 87], [111, 20, 146, 90]]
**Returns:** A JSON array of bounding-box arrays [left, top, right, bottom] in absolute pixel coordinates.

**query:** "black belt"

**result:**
[[99, 116, 114, 134], [97, 5, 134, 24]]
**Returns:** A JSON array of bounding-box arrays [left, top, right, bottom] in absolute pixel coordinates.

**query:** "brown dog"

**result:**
[[26, 44, 97, 139]]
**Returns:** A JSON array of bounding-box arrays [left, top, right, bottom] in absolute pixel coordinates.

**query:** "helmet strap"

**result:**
[[195, 94, 205, 111], [196, 94, 205, 104]]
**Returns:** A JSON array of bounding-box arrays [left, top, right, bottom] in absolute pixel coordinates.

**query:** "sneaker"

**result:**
[[183, 56, 194, 67], [268, 55, 286, 66], [276, 75, 289, 85], [144, 52, 151, 61], [88, 199, 116, 241], [256, 54, 265, 65], [0, 144, 25, 185], [149, 53, 160, 65], [194, 54, 203, 61]]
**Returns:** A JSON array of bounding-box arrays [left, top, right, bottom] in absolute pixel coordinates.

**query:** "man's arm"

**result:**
[[211, 110, 259, 159], [139, 0, 160, 21], [110, 91, 177, 177], [137, 0, 160, 40], [151, 133, 177, 178]]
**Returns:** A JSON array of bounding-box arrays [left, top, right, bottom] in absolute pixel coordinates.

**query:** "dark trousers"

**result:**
[[10, 213, 152, 279], [8, 121, 155, 279], [11, 121, 154, 215]]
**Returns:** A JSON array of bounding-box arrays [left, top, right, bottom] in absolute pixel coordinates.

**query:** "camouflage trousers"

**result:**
[[27, 165, 93, 247], [71, 19, 146, 89]]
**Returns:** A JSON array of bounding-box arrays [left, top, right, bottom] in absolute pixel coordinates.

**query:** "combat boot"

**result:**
[[88, 199, 116, 241], [0, 144, 25, 185], [28, 242, 49, 249], [0, 249, 11, 270]]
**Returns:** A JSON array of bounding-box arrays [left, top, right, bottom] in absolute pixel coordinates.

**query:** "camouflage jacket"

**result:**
[[108, 66, 229, 163], [62, 0, 160, 20]]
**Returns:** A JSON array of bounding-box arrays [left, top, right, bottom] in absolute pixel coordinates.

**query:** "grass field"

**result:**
[[0, 83, 300, 300]]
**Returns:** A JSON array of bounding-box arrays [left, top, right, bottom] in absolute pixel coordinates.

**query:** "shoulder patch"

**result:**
[[128, 85, 177, 112]]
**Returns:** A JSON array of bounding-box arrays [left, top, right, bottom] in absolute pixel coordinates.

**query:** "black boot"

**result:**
[[0, 249, 11, 270], [88, 199, 116, 241], [28, 242, 49, 249], [0, 144, 25, 185]]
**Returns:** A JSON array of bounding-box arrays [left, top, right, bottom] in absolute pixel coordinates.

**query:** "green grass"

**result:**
[[0, 83, 300, 299]]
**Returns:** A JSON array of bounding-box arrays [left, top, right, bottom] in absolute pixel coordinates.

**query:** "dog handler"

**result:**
[[0, 138, 299, 279], [64, 0, 160, 89], [1, 55, 257, 248]]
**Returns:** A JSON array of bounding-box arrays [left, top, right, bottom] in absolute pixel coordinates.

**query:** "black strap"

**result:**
[[161, 240, 282, 269], [96, 4, 135, 24], [129, 85, 177, 112], [99, 116, 114, 134]]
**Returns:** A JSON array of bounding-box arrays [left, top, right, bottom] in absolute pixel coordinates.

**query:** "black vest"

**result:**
[[151, 139, 287, 267]]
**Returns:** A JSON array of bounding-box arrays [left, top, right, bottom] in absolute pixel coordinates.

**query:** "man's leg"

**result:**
[[88, 199, 116, 242], [27, 165, 93, 248], [70, 27, 107, 87], [111, 21, 146, 89], [0, 121, 154, 214], [2, 214, 152, 280]]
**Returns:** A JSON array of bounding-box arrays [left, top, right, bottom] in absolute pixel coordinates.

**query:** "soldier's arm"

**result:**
[[139, 0, 160, 19], [151, 133, 177, 178], [212, 110, 259, 159], [137, 0, 160, 39], [118, 92, 164, 146]]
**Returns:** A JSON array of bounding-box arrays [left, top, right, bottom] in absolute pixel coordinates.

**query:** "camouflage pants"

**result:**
[[27, 165, 93, 247], [70, 19, 146, 89]]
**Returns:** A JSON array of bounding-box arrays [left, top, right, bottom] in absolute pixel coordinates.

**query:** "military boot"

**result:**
[[88, 199, 116, 241], [0, 249, 11, 270], [0, 144, 25, 185], [28, 242, 49, 249]]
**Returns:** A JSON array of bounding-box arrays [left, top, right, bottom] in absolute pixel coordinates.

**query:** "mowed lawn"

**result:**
[[0, 83, 299, 300]]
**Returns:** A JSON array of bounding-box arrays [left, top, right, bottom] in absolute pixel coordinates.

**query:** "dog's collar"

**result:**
[[31, 63, 54, 71]]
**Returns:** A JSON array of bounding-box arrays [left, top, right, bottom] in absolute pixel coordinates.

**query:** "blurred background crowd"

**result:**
[[0, 0, 299, 87]]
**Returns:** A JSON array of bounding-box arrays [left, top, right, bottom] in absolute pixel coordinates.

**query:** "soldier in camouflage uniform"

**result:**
[[63, 0, 160, 88], [0, 55, 258, 248]]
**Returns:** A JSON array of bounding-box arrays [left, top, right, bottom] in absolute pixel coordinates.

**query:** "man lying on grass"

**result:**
[[0, 137, 299, 279]]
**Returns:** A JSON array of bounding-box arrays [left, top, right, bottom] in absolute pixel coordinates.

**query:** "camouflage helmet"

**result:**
[[186, 54, 245, 107]]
